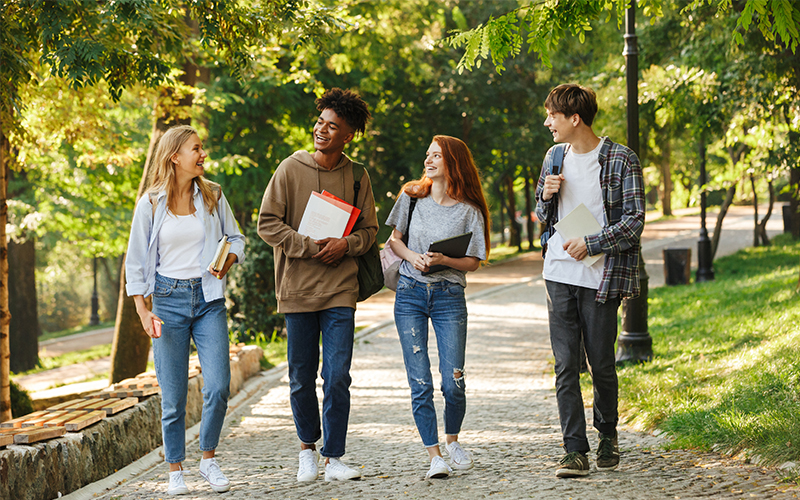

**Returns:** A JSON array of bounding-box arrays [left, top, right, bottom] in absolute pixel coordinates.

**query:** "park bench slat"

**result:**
[[64, 410, 105, 432], [82, 398, 118, 411], [99, 397, 138, 415], [115, 377, 158, 389], [0, 433, 13, 447], [21, 411, 70, 428], [135, 370, 157, 379], [47, 399, 88, 411], [13, 426, 66, 444], [187, 369, 200, 379], [43, 411, 89, 427], [0, 411, 48, 428], [64, 399, 102, 411]]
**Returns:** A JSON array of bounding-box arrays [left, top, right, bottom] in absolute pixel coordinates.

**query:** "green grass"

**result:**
[[487, 240, 535, 264], [40, 321, 115, 342], [615, 233, 800, 466]]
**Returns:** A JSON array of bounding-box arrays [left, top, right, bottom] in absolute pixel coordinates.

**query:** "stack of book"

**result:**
[[297, 191, 361, 240]]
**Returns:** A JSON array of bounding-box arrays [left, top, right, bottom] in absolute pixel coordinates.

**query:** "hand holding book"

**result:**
[[209, 235, 232, 276]]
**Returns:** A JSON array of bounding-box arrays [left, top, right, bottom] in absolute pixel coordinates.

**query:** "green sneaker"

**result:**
[[596, 431, 620, 471], [555, 451, 590, 478]]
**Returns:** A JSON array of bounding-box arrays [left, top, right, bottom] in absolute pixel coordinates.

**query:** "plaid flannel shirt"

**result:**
[[534, 137, 645, 303]]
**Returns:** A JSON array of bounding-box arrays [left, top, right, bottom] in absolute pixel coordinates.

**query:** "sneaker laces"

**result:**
[[597, 436, 616, 460], [447, 442, 471, 465], [299, 451, 318, 476], [326, 458, 352, 474], [560, 451, 584, 465], [201, 458, 228, 485]]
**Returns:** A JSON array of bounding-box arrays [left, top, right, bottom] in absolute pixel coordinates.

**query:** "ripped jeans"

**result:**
[[394, 275, 468, 448]]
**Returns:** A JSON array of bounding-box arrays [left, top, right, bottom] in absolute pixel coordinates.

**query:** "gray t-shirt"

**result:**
[[385, 193, 487, 287]]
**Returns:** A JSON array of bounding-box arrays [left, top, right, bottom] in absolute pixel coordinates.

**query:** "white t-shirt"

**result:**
[[543, 139, 606, 289], [157, 212, 205, 279]]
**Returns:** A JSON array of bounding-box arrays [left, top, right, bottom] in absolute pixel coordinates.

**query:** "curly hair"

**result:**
[[315, 88, 372, 136]]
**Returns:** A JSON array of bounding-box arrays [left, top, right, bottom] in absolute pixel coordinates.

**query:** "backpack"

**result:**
[[539, 144, 567, 258], [351, 162, 383, 302]]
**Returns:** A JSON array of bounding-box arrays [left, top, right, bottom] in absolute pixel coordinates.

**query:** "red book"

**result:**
[[321, 190, 361, 236]]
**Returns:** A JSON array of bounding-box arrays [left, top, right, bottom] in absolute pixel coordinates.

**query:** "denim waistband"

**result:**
[[399, 275, 461, 290], [155, 272, 202, 287]]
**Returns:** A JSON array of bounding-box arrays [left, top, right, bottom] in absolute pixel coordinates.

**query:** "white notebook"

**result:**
[[553, 203, 604, 268], [297, 192, 352, 240]]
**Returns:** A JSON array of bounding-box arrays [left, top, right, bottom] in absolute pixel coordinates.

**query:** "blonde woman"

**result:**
[[125, 125, 244, 495]]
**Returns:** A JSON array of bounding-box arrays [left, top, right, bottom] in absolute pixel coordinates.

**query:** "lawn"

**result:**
[[616, 233, 800, 468]]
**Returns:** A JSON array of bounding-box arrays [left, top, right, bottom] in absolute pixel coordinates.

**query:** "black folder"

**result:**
[[421, 232, 473, 275]]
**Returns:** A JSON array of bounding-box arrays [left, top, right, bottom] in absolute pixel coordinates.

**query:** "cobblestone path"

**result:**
[[95, 279, 798, 500]]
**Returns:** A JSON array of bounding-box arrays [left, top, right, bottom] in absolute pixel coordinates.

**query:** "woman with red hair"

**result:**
[[385, 135, 490, 479]]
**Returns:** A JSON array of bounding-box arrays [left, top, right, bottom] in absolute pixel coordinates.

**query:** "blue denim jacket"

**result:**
[[125, 182, 245, 300]]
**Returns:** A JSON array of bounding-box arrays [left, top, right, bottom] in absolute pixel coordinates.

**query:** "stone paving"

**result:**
[[93, 278, 799, 500]]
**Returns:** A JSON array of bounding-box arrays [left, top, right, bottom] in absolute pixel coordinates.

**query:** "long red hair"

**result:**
[[401, 135, 491, 258]]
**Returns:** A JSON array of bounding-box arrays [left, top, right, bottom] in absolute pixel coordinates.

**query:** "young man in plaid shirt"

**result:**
[[534, 84, 645, 478]]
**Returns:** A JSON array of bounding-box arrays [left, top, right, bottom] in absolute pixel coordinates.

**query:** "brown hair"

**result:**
[[147, 125, 217, 215], [544, 84, 598, 126], [401, 135, 491, 258]]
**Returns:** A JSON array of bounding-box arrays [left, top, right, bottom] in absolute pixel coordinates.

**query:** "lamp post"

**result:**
[[90, 256, 100, 326], [696, 134, 715, 281], [616, 0, 653, 364]]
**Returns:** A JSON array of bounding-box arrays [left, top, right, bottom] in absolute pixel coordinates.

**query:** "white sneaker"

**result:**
[[446, 441, 474, 470], [297, 449, 320, 482], [426, 456, 452, 479], [167, 469, 189, 495], [324, 457, 362, 481], [199, 457, 231, 493]]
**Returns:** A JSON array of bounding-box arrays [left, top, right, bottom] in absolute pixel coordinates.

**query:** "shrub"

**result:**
[[227, 224, 284, 343], [11, 380, 34, 418]]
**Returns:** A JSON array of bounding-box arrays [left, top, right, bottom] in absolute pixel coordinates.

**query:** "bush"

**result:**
[[227, 224, 284, 343], [11, 380, 34, 418]]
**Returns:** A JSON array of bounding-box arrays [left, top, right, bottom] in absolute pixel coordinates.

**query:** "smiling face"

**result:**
[[313, 108, 354, 155], [424, 141, 447, 180], [172, 133, 207, 180], [543, 108, 577, 143]]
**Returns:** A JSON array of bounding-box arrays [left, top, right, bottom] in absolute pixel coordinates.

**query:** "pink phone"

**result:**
[[153, 318, 162, 337]]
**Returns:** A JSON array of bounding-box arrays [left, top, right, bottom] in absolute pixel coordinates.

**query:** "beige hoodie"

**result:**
[[257, 150, 378, 313]]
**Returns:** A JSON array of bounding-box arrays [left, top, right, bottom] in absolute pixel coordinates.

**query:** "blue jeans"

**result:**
[[545, 280, 620, 454], [394, 275, 468, 448], [285, 307, 355, 458], [152, 273, 231, 464]]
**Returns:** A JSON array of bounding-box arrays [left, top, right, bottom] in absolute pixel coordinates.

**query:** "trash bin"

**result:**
[[663, 248, 691, 285], [783, 204, 795, 235]]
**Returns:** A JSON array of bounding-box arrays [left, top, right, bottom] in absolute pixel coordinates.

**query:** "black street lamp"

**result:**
[[616, 0, 653, 364], [90, 256, 100, 326], [696, 134, 715, 282]]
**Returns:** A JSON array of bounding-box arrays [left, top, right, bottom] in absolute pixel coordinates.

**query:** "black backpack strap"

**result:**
[[547, 144, 568, 223], [402, 197, 417, 245]]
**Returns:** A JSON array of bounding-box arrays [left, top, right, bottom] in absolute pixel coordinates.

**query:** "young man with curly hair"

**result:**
[[535, 84, 645, 478], [258, 88, 377, 482]]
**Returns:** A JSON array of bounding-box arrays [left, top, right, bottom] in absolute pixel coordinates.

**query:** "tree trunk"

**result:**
[[496, 183, 506, 245], [109, 60, 198, 383], [710, 183, 737, 261], [505, 175, 521, 250], [8, 237, 39, 373], [524, 164, 534, 248], [0, 126, 11, 422], [757, 176, 774, 246], [750, 172, 759, 246], [791, 164, 800, 240], [657, 131, 672, 216]]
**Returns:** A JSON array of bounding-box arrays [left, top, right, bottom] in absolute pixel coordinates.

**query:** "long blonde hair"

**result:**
[[148, 125, 217, 215]]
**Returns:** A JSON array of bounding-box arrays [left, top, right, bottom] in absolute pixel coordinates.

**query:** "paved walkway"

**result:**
[[59, 205, 797, 500]]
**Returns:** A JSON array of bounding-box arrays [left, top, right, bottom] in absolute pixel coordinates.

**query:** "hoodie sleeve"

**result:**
[[257, 162, 320, 258], [345, 167, 379, 257]]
